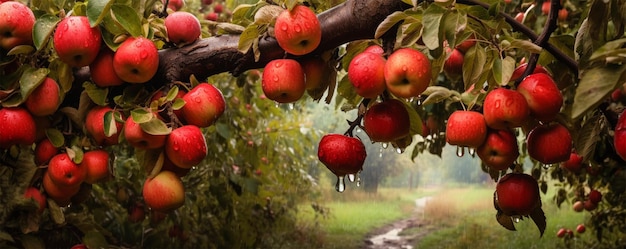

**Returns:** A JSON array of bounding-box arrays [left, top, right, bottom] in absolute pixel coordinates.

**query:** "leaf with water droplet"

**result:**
[[33, 14, 60, 50], [20, 66, 49, 103], [87, 0, 114, 27], [111, 4, 143, 37]]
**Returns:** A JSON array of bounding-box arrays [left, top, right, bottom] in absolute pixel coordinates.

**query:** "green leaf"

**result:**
[[589, 38, 626, 63], [374, 11, 408, 39], [20, 67, 49, 101], [421, 86, 452, 105], [462, 44, 486, 87], [33, 14, 60, 50], [216, 122, 231, 139], [495, 211, 516, 231], [336, 74, 362, 107], [492, 56, 516, 85], [285, 0, 298, 11], [165, 87, 180, 102], [572, 64, 626, 119], [87, 0, 114, 27], [130, 108, 152, 123], [7, 45, 34, 56], [422, 4, 446, 50], [45, 128, 65, 147], [172, 98, 185, 110], [509, 39, 543, 54], [140, 118, 171, 135], [67, 145, 84, 164], [238, 24, 260, 54], [111, 4, 143, 37], [400, 20, 423, 47], [47, 199, 65, 224], [575, 114, 603, 166], [441, 10, 467, 49], [103, 110, 119, 137], [82, 81, 109, 106]]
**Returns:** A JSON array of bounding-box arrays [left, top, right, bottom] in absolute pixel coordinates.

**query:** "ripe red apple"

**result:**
[[127, 203, 145, 223], [165, 12, 201, 46], [85, 106, 123, 146], [34, 138, 59, 166], [558, 9, 569, 21], [363, 45, 384, 55], [560, 152, 583, 173], [301, 57, 326, 90], [541, 1, 551, 15], [124, 115, 167, 149], [584, 199, 598, 211], [589, 190, 602, 204], [89, 49, 124, 87], [510, 63, 550, 82], [443, 48, 464, 79], [527, 123, 572, 164], [47, 153, 87, 187], [348, 51, 386, 98], [517, 73, 563, 122], [515, 12, 525, 23], [213, 3, 223, 13], [384, 48, 432, 98], [495, 173, 541, 216], [82, 149, 111, 184], [261, 59, 306, 103], [202, 0, 214, 5], [24, 187, 46, 213], [43, 172, 79, 206], [572, 200, 584, 212], [446, 110, 487, 148], [113, 37, 159, 83], [482, 88, 530, 130], [477, 129, 519, 171], [24, 77, 61, 116], [273, 5, 322, 55], [0, 107, 37, 148], [556, 228, 566, 238], [142, 170, 185, 212], [614, 111, 626, 161], [163, 0, 184, 11], [181, 83, 226, 127], [53, 16, 102, 67], [205, 12, 218, 21], [576, 224, 586, 233], [363, 99, 411, 142], [0, 1, 35, 50], [165, 125, 207, 168], [317, 134, 367, 176], [151, 88, 186, 120], [455, 35, 476, 53]]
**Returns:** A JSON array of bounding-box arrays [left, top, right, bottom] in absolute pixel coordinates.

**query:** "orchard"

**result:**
[[1, 0, 626, 248]]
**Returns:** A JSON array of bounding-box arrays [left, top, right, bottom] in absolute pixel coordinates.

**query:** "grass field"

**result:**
[[296, 185, 598, 249]]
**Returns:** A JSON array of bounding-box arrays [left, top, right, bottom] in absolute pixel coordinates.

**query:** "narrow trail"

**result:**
[[362, 197, 434, 249]]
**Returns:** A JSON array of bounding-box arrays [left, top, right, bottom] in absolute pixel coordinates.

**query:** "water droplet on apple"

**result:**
[[402, 65, 408, 72], [335, 175, 346, 193], [193, 96, 202, 103], [280, 24, 289, 31], [294, 25, 302, 33], [381, 143, 389, 149], [272, 75, 279, 82], [347, 174, 355, 182], [468, 147, 476, 157], [494, 99, 502, 109], [456, 146, 465, 157], [396, 147, 404, 154]]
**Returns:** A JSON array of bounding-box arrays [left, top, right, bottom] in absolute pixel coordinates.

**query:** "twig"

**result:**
[[344, 99, 370, 137]]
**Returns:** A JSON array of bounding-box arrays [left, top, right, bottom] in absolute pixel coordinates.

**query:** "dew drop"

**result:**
[[416, 96, 422, 106], [347, 174, 356, 182], [355, 127, 362, 133], [494, 99, 501, 109], [456, 146, 465, 157], [513, 216, 521, 223], [468, 147, 476, 157], [396, 147, 404, 154], [280, 24, 289, 31], [381, 143, 389, 149], [288, 103, 295, 110], [542, 163, 554, 170], [272, 75, 279, 82], [401, 65, 408, 72], [294, 25, 302, 32], [335, 175, 346, 193], [356, 173, 361, 187], [140, 51, 149, 59]]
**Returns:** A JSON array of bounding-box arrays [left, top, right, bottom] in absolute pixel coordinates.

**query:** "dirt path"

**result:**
[[361, 197, 435, 249]]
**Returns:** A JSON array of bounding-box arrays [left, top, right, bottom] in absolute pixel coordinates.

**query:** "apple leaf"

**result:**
[[462, 44, 486, 89], [7, 45, 34, 56], [238, 24, 260, 55], [422, 4, 445, 50], [252, 4, 282, 24], [492, 56, 516, 85], [19, 211, 40, 234], [529, 206, 547, 237], [45, 128, 65, 148], [575, 113, 603, 165], [165, 87, 180, 102], [50, 60, 74, 94], [146, 151, 165, 179], [111, 4, 143, 37], [83, 81, 109, 106], [103, 110, 119, 137], [495, 211, 516, 231], [336, 75, 362, 108], [172, 98, 186, 110], [83, 230, 109, 249], [440, 10, 466, 49], [19, 67, 49, 103], [19, 234, 44, 249], [572, 64, 626, 119], [399, 20, 423, 48], [0, 231, 13, 243], [374, 11, 409, 39], [509, 39, 543, 54], [87, 0, 114, 27], [33, 14, 60, 50], [285, 0, 298, 11], [140, 118, 172, 136], [421, 86, 452, 106], [47, 199, 65, 225], [130, 108, 152, 123]]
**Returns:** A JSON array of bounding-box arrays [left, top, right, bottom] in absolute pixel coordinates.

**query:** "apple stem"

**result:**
[[344, 98, 370, 137]]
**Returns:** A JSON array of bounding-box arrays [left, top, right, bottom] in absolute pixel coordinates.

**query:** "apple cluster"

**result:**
[[556, 224, 585, 239], [1, 1, 223, 214]]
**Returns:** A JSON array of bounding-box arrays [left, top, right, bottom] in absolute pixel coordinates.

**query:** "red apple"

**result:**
[[24, 187, 46, 213], [47, 153, 87, 187], [556, 228, 566, 238], [560, 152, 583, 173], [113, 37, 159, 83], [142, 170, 185, 212], [477, 129, 519, 171], [0, 107, 37, 148], [455, 35, 476, 54], [384, 48, 432, 98], [261, 59, 306, 103], [363, 99, 410, 142], [34, 138, 59, 166], [510, 63, 550, 82], [301, 56, 326, 90], [89, 49, 124, 87], [165, 12, 201, 46], [317, 134, 367, 176], [576, 224, 586, 233], [128, 203, 145, 223], [25, 77, 61, 116], [445, 110, 487, 148], [495, 173, 541, 216], [213, 3, 223, 13], [443, 48, 464, 79], [515, 12, 525, 23], [527, 123, 572, 164], [163, 0, 184, 11], [82, 149, 111, 184], [165, 125, 207, 168], [584, 199, 597, 211], [482, 88, 530, 130], [53, 16, 102, 67], [85, 106, 123, 146], [273, 5, 321, 55], [517, 73, 563, 122], [614, 111, 626, 161], [542, 1, 551, 15], [43, 172, 79, 206], [589, 190, 602, 204], [202, 0, 213, 5], [0, 1, 35, 50], [558, 9, 569, 21], [572, 200, 584, 212], [363, 45, 384, 55], [348, 51, 386, 98], [205, 12, 218, 21], [124, 115, 167, 149], [181, 83, 226, 128]]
